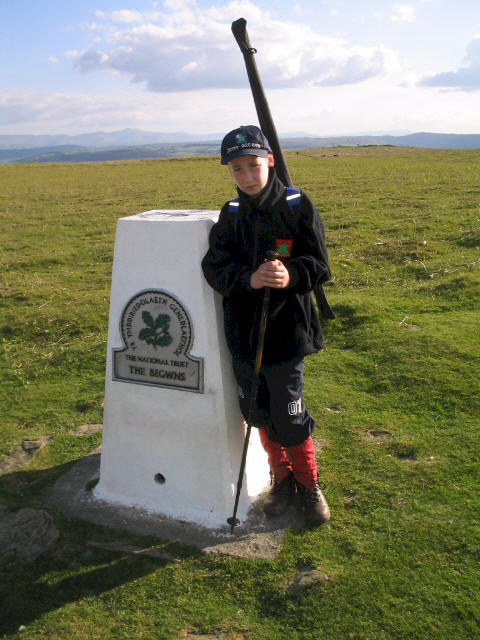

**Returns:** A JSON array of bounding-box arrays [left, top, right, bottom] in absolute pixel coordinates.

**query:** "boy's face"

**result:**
[[227, 153, 274, 196]]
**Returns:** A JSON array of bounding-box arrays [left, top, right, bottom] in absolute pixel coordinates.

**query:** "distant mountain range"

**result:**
[[1, 129, 480, 164], [0, 128, 225, 150]]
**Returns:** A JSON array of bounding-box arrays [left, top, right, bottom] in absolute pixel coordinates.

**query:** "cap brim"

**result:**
[[221, 147, 269, 165]]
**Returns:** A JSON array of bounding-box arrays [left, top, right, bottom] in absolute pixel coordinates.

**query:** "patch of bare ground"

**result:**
[[363, 429, 394, 441]]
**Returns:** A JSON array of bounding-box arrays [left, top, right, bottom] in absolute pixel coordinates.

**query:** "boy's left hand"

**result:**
[[250, 259, 290, 289]]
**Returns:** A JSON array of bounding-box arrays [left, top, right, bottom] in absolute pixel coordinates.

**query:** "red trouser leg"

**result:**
[[287, 436, 318, 491], [258, 428, 292, 483]]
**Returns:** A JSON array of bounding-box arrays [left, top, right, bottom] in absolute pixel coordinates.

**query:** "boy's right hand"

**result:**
[[250, 259, 290, 290]]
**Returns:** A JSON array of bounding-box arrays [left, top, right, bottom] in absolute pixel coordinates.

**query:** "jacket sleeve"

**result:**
[[201, 203, 254, 297], [285, 192, 331, 295]]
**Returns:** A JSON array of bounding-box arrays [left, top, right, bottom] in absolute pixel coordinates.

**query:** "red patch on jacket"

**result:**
[[276, 238, 293, 257]]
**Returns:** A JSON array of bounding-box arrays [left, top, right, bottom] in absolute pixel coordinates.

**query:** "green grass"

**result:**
[[1, 148, 479, 639]]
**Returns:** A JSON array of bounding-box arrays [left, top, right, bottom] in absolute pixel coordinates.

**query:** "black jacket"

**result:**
[[201, 170, 332, 365]]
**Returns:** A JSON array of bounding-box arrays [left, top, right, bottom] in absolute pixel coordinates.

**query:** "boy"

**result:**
[[201, 125, 332, 525]]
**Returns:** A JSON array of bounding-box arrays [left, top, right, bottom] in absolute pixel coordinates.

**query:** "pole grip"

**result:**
[[231, 18, 253, 54]]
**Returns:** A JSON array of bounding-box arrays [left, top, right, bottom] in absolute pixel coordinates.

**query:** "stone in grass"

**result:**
[[0, 437, 52, 474], [0, 508, 59, 563], [286, 568, 330, 596], [69, 424, 103, 437], [178, 634, 234, 639], [325, 406, 341, 414]]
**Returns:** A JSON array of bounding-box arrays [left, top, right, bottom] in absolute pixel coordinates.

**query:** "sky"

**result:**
[[1, 0, 480, 137]]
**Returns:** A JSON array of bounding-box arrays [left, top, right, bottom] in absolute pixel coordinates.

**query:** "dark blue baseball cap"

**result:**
[[220, 125, 272, 165]]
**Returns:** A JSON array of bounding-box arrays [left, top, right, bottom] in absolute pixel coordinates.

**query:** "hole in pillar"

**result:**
[[154, 473, 166, 485]]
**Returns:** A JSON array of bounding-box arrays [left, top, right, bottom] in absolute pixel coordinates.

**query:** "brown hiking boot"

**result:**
[[297, 482, 331, 526], [263, 473, 295, 517]]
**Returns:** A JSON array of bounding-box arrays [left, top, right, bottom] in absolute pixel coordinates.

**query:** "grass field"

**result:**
[[1, 147, 479, 639]]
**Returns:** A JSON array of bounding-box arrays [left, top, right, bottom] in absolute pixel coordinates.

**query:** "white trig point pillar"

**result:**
[[96, 210, 269, 529]]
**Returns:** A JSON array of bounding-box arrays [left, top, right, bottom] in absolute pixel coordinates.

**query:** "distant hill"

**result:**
[[2, 142, 220, 164], [280, 132, 480, 150], [1, 129, 480, 164], [0, 128, 224, 150], [0, 145, 86, 164]]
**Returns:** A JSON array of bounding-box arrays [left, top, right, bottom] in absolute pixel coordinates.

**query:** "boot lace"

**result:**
[[299, 482, 326, 505]]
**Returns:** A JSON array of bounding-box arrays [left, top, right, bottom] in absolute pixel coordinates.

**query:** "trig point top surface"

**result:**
[[123, 209, 219, 222]]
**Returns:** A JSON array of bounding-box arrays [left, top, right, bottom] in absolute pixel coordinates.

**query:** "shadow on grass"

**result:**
[[0, 463, 178, 635], [321, 303, 369, 350], [0, 459, 75, 508], [327, 304, 369, 331], [0, 547, 165, 634]]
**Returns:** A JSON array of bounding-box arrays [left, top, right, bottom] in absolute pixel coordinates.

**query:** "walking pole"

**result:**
[[231, 18, 293, 189], [227, 251, 277, 533]]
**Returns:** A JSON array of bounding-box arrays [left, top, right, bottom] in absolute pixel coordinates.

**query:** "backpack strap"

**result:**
[[228, 198, 240, 214], [283, 187, 335, 320], [228, 198, 240, 239], [285, 187, 301, 216]]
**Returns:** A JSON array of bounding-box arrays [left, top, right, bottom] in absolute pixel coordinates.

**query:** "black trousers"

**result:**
[[232, 357, 316, 447]]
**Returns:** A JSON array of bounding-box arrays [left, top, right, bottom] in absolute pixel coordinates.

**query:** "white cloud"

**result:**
[[164, 0, 195, 9], [95, 10, 145, 24], [0, 89, 137, 129], [0, 87, 254, 135], [70, 0, 399, 92], [48, 56, 59, 64], [390, 4, 416, 23], [419, 36, 480, 91]]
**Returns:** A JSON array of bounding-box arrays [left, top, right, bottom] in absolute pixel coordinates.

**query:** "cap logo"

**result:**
[[236, 133, 247, 144], [225, 142, 263, 155]]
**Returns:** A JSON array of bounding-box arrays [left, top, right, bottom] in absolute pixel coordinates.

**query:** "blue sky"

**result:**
[[1, 0, 479, 136]]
